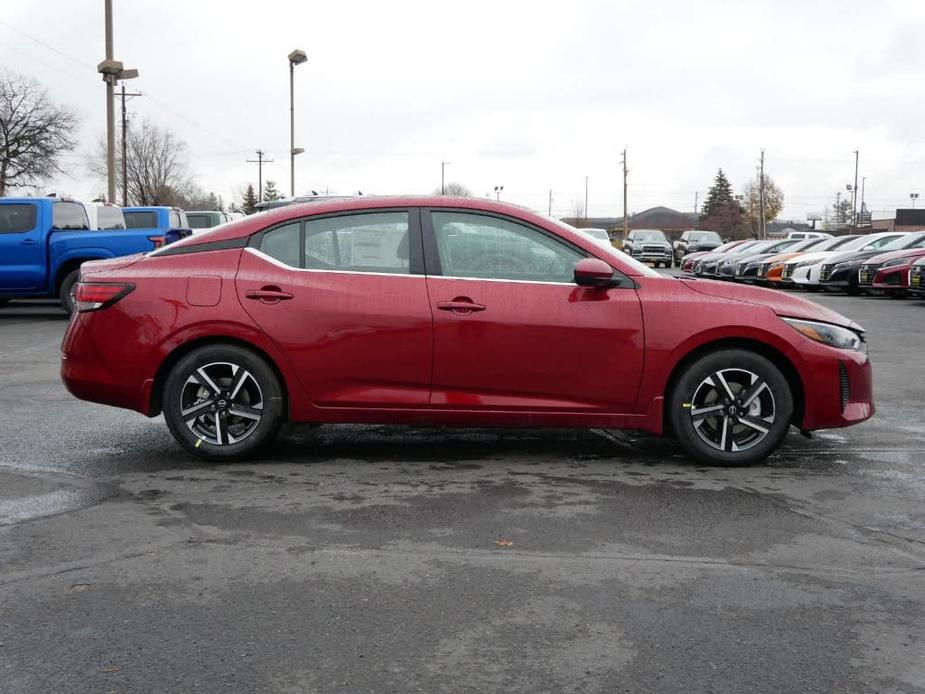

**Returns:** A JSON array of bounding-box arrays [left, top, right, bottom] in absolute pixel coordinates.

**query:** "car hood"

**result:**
[[681, 278, 857, 328], [765, 251, 803, 263], [79, 253, 146, 278], [865, 247, 925, 265], [737, 252, 779, 265]]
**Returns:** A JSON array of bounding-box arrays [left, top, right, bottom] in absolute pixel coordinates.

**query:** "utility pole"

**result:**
[[441, 161, 450, 195], [621, 148, 628, 239], [860, 176, 866, 225], [119, 84, 141, 207], [246, 150, 274, 202], [548, 189, 553, 216], [758, 149, 766, 239], [693, 191, 699, 228], [852, 150, 859, 231], [97, 0, 138, 203], [584, 175, 589, 223]]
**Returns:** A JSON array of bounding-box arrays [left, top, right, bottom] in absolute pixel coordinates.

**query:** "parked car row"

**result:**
[[0, 197, 195, 313], [679, 230, 925, 298]]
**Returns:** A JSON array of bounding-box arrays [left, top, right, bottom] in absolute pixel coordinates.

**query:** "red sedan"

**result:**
[[61, 197, 873, 466]]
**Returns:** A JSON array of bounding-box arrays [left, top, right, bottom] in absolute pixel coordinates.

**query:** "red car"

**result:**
[[61, 197, 873, 466], [857, 246, 925, 296]]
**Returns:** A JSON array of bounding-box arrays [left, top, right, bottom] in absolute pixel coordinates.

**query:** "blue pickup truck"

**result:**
[[124, 206, 192, 244], [0, 197, 173, 314]]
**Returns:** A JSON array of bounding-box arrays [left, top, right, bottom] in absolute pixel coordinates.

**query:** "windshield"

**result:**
[[813, 235, 859, 251], [582, 229, 610, 241], [632, 230, 668, 242], [688, 231, 721, 243], [869, 234, 914, 252]]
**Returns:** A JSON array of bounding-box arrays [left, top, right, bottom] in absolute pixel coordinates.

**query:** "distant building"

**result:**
[[894, 209, 925, 231]]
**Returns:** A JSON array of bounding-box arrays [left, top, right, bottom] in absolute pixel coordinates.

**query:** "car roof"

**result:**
[[165, 196, 558, 248]]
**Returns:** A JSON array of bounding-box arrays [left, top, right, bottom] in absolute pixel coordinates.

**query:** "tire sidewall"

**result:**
[[163, 345, 285, 461], [59, 269, 79, 315], [669, 349, 793, 466]]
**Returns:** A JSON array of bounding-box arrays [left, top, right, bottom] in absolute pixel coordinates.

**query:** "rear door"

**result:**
[[422, 209, 645, 412], [236, 208, 433, 407], [0, 202, 44, 291]]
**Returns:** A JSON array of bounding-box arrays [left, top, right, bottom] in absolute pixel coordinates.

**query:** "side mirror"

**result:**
[[574, 257, 619, 287]]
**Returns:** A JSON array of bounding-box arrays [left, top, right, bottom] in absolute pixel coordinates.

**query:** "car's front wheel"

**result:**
[[163, 344, 285, 461], [669, 349, 793, 466]]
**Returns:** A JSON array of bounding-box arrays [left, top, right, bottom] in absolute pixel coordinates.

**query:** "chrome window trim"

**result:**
[[245, 247, 421, 279]]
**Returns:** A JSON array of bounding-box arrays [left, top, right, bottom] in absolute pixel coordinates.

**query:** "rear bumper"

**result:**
[[60, 312, 154, 415]]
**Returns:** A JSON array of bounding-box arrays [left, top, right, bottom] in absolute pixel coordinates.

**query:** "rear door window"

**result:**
[[0, 204, 38, 233], [52, 202, 89, 230]]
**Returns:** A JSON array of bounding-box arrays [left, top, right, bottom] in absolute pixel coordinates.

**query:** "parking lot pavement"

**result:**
[[1, 294, 924, 693]]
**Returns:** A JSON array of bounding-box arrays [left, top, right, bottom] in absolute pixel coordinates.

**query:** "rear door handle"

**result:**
[[245, 287, 294, 302], [437, 298, 486, 314]]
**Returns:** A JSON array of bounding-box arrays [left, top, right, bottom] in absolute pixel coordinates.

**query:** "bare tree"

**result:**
[[743, 174, 784, 236], [91, 119, 193, 205], [432, 181, 472, 197], [0, 71, 78, 196]]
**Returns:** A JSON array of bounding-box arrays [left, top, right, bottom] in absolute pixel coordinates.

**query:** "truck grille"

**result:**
[[643, 245, 667, 254], [820, 264, 833, 281]]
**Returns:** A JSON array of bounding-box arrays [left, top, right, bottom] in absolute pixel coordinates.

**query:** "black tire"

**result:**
[[668, 349, 793, 466], [0, 299, 10, 307], [162, 344, 285, 461], [59, 269, 80, 315]]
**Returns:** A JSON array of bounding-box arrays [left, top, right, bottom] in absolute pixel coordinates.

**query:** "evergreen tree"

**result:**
[[207, 192, 219, 210], [263, 180, 280, 201], [241, 184, 258, 215], [701, 169, 737, 218]]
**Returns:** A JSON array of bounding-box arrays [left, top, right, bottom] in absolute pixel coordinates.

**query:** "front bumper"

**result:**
[[798, 340, 874, 431], [819, 265, 860, 289], [870, 265, 910, 290]]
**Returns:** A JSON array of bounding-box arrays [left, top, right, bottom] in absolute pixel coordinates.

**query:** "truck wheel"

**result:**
[[59, 269, 80, 315], [669, 349, 793, 466], [163, 344, 286, 461]]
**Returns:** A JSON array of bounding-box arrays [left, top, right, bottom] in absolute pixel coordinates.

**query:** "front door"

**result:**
[[423, 209, 644, 412], [236, 209, 433, 407], [0, 202, 44, 291]]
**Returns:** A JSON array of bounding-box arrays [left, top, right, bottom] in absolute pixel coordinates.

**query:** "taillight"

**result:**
[[74, 282, 135, 312], [148, 235, 166, 248]]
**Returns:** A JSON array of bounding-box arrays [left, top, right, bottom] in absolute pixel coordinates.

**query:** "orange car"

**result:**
[[755, 239, 830, 286]]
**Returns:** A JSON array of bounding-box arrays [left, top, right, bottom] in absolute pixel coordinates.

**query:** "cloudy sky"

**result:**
[[3, 0, 925, 221]]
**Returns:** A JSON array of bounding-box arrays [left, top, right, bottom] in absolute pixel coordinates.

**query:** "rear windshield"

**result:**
[[52, 202, 89, 230], [187, 214, 210, 229], [97, 206, 125, 230], [0, 204, 38, 233], [124, 211, 158, 229]]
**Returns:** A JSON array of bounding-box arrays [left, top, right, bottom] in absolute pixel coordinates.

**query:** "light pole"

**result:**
[[494, 185, 504, 201], [911, 193, 919, 209], [288, 49, 307, 198], [441, 161, 450, 195], [846, 183, 855, 229], [97, 0, 138, 204]]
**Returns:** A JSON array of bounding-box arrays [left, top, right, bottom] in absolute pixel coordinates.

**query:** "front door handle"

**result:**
[[21, 238, 38, 246], [245, 287, 294, 303], [437, 297, 486, 314]]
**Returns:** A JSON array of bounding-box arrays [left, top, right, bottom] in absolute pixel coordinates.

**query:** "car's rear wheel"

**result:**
[[59, 269, 79, 315], [669, 349, 793, 466], [163, 345, 285, 461]]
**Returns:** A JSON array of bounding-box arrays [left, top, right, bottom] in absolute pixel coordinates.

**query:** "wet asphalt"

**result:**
[[0, 282, 924, 693]]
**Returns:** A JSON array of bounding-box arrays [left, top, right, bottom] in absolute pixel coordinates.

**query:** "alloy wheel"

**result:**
[[179, 361, 264, 446], [689, 368, 776, 452]]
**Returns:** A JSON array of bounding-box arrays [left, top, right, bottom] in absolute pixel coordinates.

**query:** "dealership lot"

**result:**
[[1, 290, 924, 693]]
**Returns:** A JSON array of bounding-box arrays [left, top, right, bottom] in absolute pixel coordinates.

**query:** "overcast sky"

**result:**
[[3, 0, 925, 220]]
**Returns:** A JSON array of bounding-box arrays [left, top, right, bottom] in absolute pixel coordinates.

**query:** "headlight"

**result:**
[[781, 317, 865, 352]]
